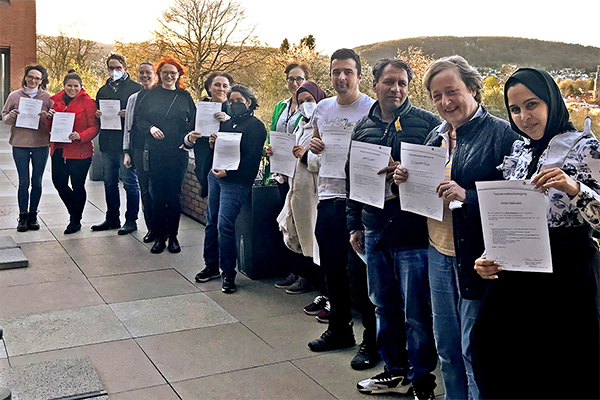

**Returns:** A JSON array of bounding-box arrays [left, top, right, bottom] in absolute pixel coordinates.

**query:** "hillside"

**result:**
[[355, 37, 600, 72]]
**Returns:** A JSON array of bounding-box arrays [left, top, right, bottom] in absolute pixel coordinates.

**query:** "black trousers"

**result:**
[[132, 149, 154, 232], [148, 149, 188, 239], [51, 149, 91, 221]]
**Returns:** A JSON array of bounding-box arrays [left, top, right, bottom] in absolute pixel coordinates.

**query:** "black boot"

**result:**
[[150, 237, 166, 254], [64, 217, 82, 234], [17, 213, 28, 232], [27, 211, 40, 230]]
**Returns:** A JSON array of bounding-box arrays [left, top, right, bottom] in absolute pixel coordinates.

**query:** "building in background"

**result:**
[[0, 0, 37, 109]]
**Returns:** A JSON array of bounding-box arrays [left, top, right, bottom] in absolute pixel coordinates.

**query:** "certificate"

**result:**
[[269, 131, 297, 178], [195, 102, 222, 137], [476, 180, 552, 273], [319, 126, 353, 179], [398, 143, 446, 221], [212, 132, 242, 170], [349, 141, 391, 209], [15, 97, 43, 130], [50, 112, 75, 143], [99, 99, 122, 130]]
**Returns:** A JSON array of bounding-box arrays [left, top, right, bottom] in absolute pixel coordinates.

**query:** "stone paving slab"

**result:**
[[0, 305, 131, 356], [0, 356, 105, 400], [109, 293, 237, 337], [0, 246, 27, 270], [0, 236, 17, 250]]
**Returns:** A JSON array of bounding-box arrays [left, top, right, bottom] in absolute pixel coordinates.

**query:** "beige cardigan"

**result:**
[[2, 88, 52, 147]]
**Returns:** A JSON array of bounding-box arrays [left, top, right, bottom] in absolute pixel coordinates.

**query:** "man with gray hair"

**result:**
[[347, 58, 440, 399]]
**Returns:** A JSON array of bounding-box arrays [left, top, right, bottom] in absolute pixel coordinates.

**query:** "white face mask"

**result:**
[[299, 102, 316, 119], [109, 70, 124, 81]]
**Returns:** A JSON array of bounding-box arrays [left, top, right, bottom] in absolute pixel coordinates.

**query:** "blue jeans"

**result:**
[[101, 151, 139, 222], [365, 229, 437, 383], [12, 146, 49, 214], [428, 246, 483, 400], [203, 172, 251, 278]]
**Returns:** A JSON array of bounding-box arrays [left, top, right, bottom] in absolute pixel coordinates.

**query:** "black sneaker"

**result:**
[[195, 267, 220, 282], [303, 295, 328, 315], [351, 341, 381, 370], [286, 277, 315, 294], [221, 276, 236, 293], [274, 273, 298, 288], [413, 373, 437, 400], [357, 370, 412, 395], [308, 327, 355, 352]]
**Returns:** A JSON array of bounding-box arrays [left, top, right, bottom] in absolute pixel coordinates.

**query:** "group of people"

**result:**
[[2, 47, 599, 400]]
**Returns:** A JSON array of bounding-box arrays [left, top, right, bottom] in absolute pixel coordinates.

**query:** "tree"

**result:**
[[481, 75, 507, 120], [396, 46, 436, 113], [113, 41, 162, 81], [299, 35, 316, 51], [153, 0, 267, 99], [37, 28, 102, 93], [280, 38, 290, 53]]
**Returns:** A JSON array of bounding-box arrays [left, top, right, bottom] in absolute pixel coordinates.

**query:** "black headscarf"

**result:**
[[504, 68, 575, 178]]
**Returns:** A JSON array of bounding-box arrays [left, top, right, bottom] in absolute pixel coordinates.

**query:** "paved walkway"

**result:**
[[0, 123, 444, 399]]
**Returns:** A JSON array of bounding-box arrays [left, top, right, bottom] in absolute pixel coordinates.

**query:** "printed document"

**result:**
[[476, 180, 552, 273], [195, 102, 221, 137], [398, 143, 446, 221], [349, 141, 391, 209], [15, 97, 43, 130], [269, 131, 297, 178], [319, 126, 353, 179], [50, 112, 75, 143], [212, 132, 242, 170], [99, 99, 122, 130]]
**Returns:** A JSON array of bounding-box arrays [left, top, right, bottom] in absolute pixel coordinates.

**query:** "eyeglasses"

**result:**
[[108, 66, 123, 71], [160, 71, 179, 77], [26, 75, 42, 81], [287, 76, 305, 84]]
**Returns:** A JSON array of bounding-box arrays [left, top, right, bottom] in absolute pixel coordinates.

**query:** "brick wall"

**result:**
[[0, 0, 37, 91], [181, 155, 208, 225]]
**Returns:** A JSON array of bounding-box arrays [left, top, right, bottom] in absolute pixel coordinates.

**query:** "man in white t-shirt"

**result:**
[[306, 49, 376, 363]]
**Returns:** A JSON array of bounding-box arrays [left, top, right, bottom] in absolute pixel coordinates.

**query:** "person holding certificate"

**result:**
[[473, 68, 599, 400], [45, 70, 99, 234], [2, 65, 52, 232], [393, 56, 519, 399], [133, 56, 196, 255], [194, 85, 267, 294], [348, 59, 441, 398]]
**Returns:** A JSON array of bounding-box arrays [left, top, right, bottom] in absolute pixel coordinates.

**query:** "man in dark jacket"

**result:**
[[93, 54, 142, 234], [347, 59, 441, 399]]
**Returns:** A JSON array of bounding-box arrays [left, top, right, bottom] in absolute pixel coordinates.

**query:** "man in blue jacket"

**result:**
[[347, 59, 440, 399], [93, 54, 142, 234]]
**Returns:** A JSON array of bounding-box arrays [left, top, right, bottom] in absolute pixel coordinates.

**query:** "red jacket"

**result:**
[[47, 89, 99, 159]]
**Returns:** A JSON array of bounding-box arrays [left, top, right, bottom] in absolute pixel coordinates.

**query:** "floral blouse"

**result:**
[[499, 130, 600, 230]]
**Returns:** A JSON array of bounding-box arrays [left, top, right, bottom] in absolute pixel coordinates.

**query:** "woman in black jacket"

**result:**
[[194, 85, 267, 293], [133, 56, 196, 254], [393, 56, 520, 400]]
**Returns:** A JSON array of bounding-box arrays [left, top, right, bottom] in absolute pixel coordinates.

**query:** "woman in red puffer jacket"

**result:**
[[44, 69, 99, 234]]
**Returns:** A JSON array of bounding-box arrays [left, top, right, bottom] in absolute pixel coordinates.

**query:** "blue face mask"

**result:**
[[110, 70, 124, 81]]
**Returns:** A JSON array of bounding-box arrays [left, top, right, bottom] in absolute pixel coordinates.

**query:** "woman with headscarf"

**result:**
[[474, 68, 599, 400], [267, 81, 326, 295]]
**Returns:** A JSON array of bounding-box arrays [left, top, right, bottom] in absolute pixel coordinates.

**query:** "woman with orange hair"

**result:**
[[133, 56, 197, 254]]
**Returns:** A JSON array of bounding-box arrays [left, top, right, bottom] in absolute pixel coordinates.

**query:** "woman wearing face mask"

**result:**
[[267, 82, 327, 295], [195, 85, 267, 294], [45, 70, 99, 234], [133, 56, 197, 254], [473, 68, 599, 400], [185, 72, 235, 198], [2, 65, 53, 232]]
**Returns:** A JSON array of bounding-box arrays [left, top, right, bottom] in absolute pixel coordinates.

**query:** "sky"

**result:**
[[36, 0, 600, 55]]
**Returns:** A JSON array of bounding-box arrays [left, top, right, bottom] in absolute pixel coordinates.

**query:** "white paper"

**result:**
[[269, 131, 297, 178], [195, 102, 222, 137], [212, 132, 242, 171], [50, 112, 75, 143], [398, 143, 446, 221], [349, 141, 391, 209], [319, 126, 353, 179], [99, 99, 122, 130], [476, 180, 552, 273], [15, 97, 43, 130]]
